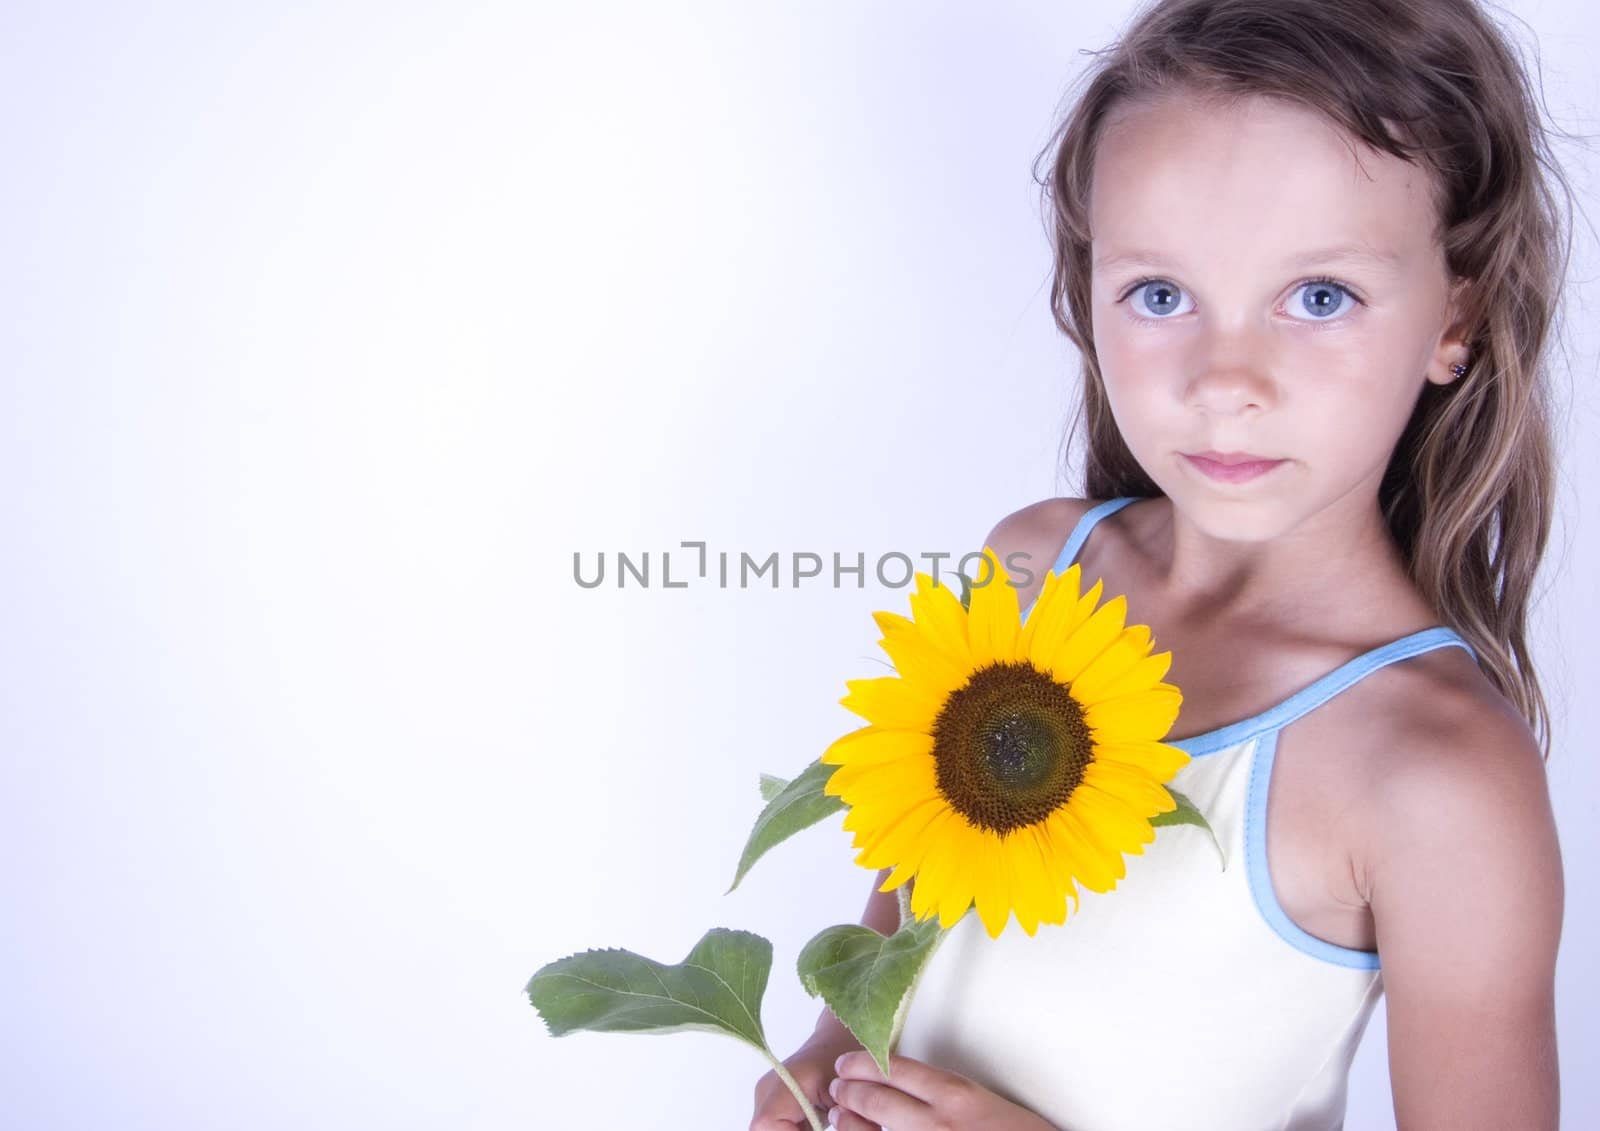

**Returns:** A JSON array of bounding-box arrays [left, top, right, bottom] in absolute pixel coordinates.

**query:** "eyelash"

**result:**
[[1117, 275, 1365, 324]]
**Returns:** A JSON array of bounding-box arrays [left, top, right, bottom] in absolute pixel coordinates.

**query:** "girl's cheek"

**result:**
[[1102, 355, 1171, 414], [1101, 325, 1180, 386]]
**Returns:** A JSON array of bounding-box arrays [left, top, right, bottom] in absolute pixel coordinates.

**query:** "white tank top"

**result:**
[[893, 497, 1477, 1131]]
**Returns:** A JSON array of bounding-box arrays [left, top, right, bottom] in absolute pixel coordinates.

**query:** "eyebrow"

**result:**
[[1094, 244, 1405, 272]]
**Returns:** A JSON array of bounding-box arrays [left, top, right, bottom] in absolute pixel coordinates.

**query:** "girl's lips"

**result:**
[[1182, 452, 1287, 483]]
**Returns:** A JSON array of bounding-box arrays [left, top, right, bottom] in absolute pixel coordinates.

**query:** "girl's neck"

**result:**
[[1142, 490, 1413, 627]]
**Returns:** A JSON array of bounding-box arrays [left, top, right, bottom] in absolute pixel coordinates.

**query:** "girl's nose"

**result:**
[[1182, 365, 1277, 418]]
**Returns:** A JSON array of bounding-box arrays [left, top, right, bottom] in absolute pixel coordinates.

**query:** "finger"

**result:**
[[751, 1074, 830, 1130], [827, 1105, 883, 1131], [749, 1088, 824, 1131], [753, 1086, 831, 1130], [830, 1078, 931, 1130], [749, 1113, 813, 1131], [833, 1051, 964, 1105]]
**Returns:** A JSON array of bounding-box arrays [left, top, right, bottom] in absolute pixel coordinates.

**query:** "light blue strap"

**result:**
[[1172, 626, 1478, 756], [1050, 496, 1138, 578], [1021, 497, 1138, 627]]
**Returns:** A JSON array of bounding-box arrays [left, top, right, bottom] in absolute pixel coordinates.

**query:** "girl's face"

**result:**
[[1088, 92, 1469, 544]]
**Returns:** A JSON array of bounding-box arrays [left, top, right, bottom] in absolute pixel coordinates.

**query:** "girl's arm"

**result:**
[[1365, 694, 1563, 1130]]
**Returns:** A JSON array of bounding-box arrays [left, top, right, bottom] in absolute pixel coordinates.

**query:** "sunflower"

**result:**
[[821, 547, 1189, 939]]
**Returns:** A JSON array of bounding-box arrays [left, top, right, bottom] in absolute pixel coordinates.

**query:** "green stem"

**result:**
[[760, 1047, 828, 1131], [886, 881, 952, 1059], [885, 924, 949, 1058]]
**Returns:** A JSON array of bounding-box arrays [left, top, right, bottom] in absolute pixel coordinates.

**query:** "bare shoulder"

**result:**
[[1363, 657, 1558, 871], [980, 497, 1097, 608], [1359, 658, 1563, 1126], [1358, 653, 1560, 896]]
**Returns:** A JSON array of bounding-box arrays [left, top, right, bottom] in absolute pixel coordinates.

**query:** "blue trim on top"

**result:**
[[1236, 627, 1477, 967], [1169, 626, 1478, 757], [1246, 729, 1381, 968], [1022, 497, 1141, 629], [1051, 496, 1139, 581]]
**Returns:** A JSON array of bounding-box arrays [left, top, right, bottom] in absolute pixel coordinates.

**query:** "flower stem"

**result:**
[[886, 923, 949, 1057], [760, 1048, 828, 1131], [885, 881, 951, 1059]]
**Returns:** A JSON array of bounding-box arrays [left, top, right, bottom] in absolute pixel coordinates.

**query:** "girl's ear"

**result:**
[[1427, 277, 1476, 387]]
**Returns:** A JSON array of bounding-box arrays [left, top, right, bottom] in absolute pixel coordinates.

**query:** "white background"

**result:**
[[2, 2, 1595, 1128]]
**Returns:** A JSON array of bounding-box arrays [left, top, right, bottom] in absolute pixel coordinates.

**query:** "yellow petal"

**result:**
[[1022, 564, 1088, 671], [1003, 831, 1046, 936], [859, 797, 949, 874], [1032, 821, 1083, 917], [1048, 806, 1125, 892], [1072, 783, 1157, 853], [907, 572, 972, 669], [1083, 758, 1180, 817], [910, 810, 961, 922], [827, 760, 911, 804], [857, 793, 953, 870], [935, 818, 982, 929], [965, 547, 1021, 669], [906, 822, 947, 920], [874, 619, 971, 702], [1083, 684, 1183, 741], [1016, 568, 1060, 657], [839, 676, 943, 729], [1069, 578, 1106, 632], [872, 610, 916, 637], [830, 751, 937, 808], [1070, 626, 1154, 704], [1092, 737, 1191, 780], [973, 832, 1013, 938], [1046, 594, 1129, 684], [821, 726, 934, 770], [1098, 651, 1174, 700]]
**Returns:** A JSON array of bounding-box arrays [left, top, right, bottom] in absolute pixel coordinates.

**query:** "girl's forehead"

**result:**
[[1089, 95, 1438, 268]]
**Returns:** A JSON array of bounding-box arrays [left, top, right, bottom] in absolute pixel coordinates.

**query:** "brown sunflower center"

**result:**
[[931, 661, 1092, 835]]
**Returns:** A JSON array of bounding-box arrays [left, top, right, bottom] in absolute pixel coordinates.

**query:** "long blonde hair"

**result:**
[[1034, 0, 1576, 759]]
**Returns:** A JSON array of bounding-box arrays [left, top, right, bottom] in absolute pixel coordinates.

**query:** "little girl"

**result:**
[[750, 0, 1569, 1128]]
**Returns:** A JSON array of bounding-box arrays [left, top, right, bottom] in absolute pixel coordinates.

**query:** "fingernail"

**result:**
[[828, 1077, 840, 1099], [834, 1053, 848, 1072], [827, 1106, 841, 1127]]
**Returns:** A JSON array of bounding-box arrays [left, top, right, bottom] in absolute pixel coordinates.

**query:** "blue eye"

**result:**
[[1287, 278, 1356, 321], [1126, 280, 1193, 318]]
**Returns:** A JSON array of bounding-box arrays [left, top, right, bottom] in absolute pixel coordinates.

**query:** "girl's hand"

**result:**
[[749, 1035, 855, 1131], [826, 1051, 1060, 1131]]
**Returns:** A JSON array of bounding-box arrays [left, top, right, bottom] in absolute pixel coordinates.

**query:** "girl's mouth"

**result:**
[[1181, 452, 1287, 483]]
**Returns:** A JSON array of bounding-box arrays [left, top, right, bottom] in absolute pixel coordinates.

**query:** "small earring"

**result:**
[[1450, 362, 1468, 379]]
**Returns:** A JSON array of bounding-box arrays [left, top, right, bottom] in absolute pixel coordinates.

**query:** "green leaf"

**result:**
[[796, 914, 946, 1076], [726, 759, 845, 894], [758, 773, 788, 802], [1150, 785, 1226, 869], [526, 927, 773, 1052], [956, 571, 973, 611]]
